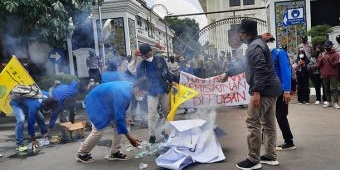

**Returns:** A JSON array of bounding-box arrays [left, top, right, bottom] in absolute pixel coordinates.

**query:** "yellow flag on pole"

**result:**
[[0, 56, 36, 116], [167, 84, 199, 122]]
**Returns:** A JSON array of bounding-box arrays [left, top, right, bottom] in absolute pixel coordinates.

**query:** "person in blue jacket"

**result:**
[[76, 79, 149, 163], [10, 90, 58, 150], [101, 61, 128, 83], [262, 33, 296, 151], [47, 80, 79, 140]]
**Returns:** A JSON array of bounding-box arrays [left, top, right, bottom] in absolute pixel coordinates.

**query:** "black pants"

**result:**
[[88, 68, 101, 83], [311, 73, 327, 102], [276, 94, 294, 145], [60, 97, 77, 124], [297, 71, 309, 103]]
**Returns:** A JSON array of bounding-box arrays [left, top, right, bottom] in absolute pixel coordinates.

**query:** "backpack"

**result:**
[[10, 84, 42, 99]]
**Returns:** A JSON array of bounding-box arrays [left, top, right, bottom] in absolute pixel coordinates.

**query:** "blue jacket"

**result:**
[[84, 81, 132, 134], [49, 80, 78, 128], [10, 91, 49, 136], [272, 48, 292, 92], [136, 56, 173, 95], [102, 71, 128, 83]]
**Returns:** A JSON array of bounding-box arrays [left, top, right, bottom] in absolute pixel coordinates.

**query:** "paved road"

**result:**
[[1, 97, 340, 170]]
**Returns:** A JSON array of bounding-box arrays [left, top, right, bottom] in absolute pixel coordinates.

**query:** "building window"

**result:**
[[230, 0, 240, 7], [243, 0, 254, 5]]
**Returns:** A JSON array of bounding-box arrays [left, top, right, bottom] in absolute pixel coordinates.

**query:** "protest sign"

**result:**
[[0, 56, 37, 116], [179, 72, 250, 108], [168, 84, 199, 121]]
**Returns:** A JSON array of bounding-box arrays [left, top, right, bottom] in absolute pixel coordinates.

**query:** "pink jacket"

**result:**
[[317, 50, 339, 78]]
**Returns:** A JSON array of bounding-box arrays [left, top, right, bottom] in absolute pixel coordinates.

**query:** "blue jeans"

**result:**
[[12, 105, 25, 146], [36, 111, 48, 135], [12, 106, 48, 146]]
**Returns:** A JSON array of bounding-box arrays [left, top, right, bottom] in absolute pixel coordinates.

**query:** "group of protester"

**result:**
[[9, 17, 340, 169], [290, 35, 340, 109], [218, 19, 340, 170]]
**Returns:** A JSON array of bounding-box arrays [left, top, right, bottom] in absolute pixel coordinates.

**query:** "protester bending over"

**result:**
[[76, 79, 149, 163]]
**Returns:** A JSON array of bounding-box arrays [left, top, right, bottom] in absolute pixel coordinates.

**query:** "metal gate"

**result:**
[[198, 17, 268, 57]]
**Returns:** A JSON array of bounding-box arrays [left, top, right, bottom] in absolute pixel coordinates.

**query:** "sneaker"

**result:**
[[260, 155, 279, 165], [334, 103, 340, 109], [38, 137, 50, 147], [76, 153, 95, 163], [16, 144, 28, 152], [276, 143, 296, 151], [305, 102, 310, 105], [297, 102, 303, 105], [236, 159, 261, 170], [323, 102, 330, 108], [324, 101, 328, 105], [105, 151, 129, 161], [315, 101, 320, 105], [149, 135, 156, 144]]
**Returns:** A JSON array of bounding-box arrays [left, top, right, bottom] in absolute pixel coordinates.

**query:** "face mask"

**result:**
[[299, 54, 304, 58], [267, 43, 275, 51], [135, 94, 144, 101], [145, 56, 153, 62]]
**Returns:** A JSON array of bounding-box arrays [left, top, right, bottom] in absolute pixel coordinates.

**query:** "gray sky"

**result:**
[[144, 0, 207, 28]]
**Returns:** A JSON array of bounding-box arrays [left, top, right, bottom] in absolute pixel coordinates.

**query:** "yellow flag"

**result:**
[[0, 56, 36, 116], [167, 84, 199, 121]]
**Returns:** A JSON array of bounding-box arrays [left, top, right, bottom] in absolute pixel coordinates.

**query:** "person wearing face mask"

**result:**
[[308, 45, 327, 105], [261, 33, 297, 151], [317, 40, 340, 109], [219, 19, 281, 170], [76, 79, 149, 163], [137, 43, 174, 144], [168, 56, 179, 73], [297, 35, 314, 60], [294, 50, 310, 104]]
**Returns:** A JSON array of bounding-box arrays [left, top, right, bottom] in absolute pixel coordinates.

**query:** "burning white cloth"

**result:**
[[155, 119, 225, 170]]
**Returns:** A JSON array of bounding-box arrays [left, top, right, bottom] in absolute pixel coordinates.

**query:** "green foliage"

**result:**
[[38, 74, 78, 91], [307, 24, 332, 46], [165, 17, 201, 56], [0, 0, 104, 48]]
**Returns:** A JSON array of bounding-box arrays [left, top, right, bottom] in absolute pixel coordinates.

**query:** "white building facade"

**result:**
[[265, 0, 311, 55], [90, 0, 173, 62], [198, 0, 312, 56], [198, 0, 267, 55]]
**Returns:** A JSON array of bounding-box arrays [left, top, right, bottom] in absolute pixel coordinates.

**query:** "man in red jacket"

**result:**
[[317, 40, 340, 109]]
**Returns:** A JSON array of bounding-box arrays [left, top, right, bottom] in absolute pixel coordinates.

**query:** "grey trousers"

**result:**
[[246, 96, 277, 163], [147, 93, 170, 136], [78, 123, 122, 154]]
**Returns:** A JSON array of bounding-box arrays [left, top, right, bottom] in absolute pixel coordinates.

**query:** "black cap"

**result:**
[[139, 43, 152, 55], [324, 40, 333, 48], [238, 19, 258, 36], [302, 35, 307, 40]]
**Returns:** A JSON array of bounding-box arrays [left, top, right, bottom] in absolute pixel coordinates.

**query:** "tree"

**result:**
[[165, 17, 201, 57], [0, 0, 104, 59], [307, 24, 332, 46]]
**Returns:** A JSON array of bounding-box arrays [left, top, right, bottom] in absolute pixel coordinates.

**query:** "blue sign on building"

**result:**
[[287, 8, 305, 25]]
